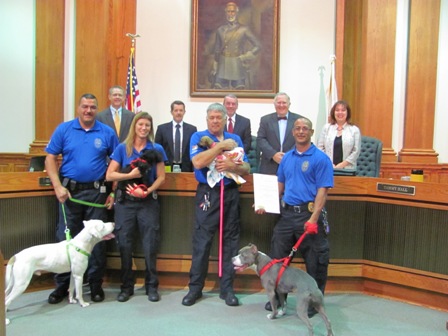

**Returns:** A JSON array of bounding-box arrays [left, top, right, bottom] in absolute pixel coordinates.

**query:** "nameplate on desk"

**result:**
[[376, 183, 415, 196]]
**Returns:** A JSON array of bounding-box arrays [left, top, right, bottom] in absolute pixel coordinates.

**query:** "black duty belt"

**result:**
[[282, 201, 315, 213], [199, 182, 239, 191], [61, 177, 104, 192]]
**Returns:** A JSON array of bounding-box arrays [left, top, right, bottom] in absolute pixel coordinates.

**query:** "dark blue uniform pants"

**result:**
[[188, 183, 241, 295], [114, 196, 160, 293], [55, 189, 108, 290], [270, 208, 330, 294]]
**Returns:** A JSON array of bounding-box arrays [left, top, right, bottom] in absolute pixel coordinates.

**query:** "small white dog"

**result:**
[[4, 219, 115, 325]]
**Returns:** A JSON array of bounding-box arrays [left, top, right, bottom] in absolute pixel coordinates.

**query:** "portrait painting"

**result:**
[[190, 0, 280, 98]]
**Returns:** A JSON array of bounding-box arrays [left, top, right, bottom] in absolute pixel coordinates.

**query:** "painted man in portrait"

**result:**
[[209, 2, 261, 90]]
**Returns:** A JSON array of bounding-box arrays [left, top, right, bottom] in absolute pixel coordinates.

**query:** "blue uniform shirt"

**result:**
[[190, 130, 248, 185], [110, 142, 167, 185], [46, 119, 119, 182], [278, 143, 334, 205]]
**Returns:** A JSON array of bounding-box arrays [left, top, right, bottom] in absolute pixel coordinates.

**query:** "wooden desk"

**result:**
[[1, 172, 447, 310]]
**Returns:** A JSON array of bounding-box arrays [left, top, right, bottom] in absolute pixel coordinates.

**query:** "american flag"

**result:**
[[125, 47, 142, 113]]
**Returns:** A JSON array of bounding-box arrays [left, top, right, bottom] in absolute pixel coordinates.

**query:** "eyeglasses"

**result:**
[[293, 126, 311, 132]]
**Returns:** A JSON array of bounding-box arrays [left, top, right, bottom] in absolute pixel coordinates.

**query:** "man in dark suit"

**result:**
[[223, 94, 251, 154], [257, 92, 304, 174], [155, 100, 197, 172], [96, 85, 135, 142]]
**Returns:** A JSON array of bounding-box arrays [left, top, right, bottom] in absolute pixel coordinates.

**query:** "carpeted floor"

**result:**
[[5, 286, 448, 336]]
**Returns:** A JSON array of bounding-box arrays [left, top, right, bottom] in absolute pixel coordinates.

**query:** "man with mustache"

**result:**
[[45, 93, 119, 305]]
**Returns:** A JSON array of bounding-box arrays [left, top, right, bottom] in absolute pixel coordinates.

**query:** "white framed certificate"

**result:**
[[253, 173, 280, 214]]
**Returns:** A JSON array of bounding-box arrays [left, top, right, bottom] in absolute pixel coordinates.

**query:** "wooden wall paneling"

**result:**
[[400, 0, 440, 163], [358, 0, 397, 162], [0, 154, 30, 172], [75, 0, 136, 110], [75, 0, 109, 110], [381, 162, 448, 184], [340, 0, 363, 117], [107, 0, 137, 102], [335, 0, 346, 98], [31, 0, 65, 154]]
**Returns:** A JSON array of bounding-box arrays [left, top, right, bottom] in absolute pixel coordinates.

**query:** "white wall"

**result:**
[[136, 0, 336, 141], [434, 0, 448, 162], [0, 0, 35, 153]]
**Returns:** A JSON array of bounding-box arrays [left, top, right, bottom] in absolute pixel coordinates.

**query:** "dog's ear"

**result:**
[[87, 220, 106, 238], [142, 149, 164, 165], [249, 244, 258, 253]]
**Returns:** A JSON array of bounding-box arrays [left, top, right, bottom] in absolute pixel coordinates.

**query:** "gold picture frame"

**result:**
[[190, 0, 280, 98]]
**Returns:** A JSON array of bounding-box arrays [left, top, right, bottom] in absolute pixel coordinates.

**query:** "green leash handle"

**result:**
[[61, 198, 107, 241], [61, 202, 72, 241], [69, 198, 108, 208]]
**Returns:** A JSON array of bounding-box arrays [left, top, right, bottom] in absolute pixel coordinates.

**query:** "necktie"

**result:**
[[114, 110, 121, 136], [174, 123, 181, 163], [278, 116, 287, 120], [228, 118, 234, 133]]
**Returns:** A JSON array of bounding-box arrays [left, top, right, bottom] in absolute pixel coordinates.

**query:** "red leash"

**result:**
[[218, 179, 224, 277], [259, 222, 318, 287]]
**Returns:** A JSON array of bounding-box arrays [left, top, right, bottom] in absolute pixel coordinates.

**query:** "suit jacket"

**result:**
[[256, 111, 303, 175], [224, 114, 252, 154], [96, 107, 135, 143], [155, 121, 197, 172]]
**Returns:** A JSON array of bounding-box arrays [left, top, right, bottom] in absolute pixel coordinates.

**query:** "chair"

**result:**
[[247, 135, 260, 174], [356, 136, 383, 177]]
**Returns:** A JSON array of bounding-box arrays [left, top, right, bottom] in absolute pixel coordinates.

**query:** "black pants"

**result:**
[[54, 189, 108, 290], [114, 196, 160, 293], [270, 207, 330, 294], [188, 183, 241, 295]]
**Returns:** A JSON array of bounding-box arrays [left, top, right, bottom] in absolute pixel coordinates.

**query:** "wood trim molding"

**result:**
[[335, 0, 346, 98], [358, 0, 396, 149], [32, 0, 65, 155], [400, 0, 441, 163]]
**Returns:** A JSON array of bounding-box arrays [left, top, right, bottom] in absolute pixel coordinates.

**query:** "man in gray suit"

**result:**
[[97, 85, 135, 142], [155, 100, 197, 172], [223, 94, 251, 154], [256, 92, 304, 174]]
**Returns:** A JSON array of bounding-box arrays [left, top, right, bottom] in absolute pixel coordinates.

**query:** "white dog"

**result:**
[[4, 219, 115, 325]]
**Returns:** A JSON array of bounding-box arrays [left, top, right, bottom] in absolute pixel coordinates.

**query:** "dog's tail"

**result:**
[[4, 256, 16, 296]]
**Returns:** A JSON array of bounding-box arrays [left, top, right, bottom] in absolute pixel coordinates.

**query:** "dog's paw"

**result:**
[[80, 302, 90, 308], [6, 318, 10, 325], [267, 313, 277, 320], [69, 298, 77, 304]]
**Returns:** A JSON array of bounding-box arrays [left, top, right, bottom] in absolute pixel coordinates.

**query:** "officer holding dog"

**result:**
[[182, 103, 250, 307], [106, 112, 167, 303], [45, 93, 119, 304], [256, 117, 334, 316]]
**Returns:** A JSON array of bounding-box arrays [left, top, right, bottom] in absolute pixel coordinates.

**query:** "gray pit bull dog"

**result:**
[[4, 219, 115, 325], [232, 244, 334, 336]]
